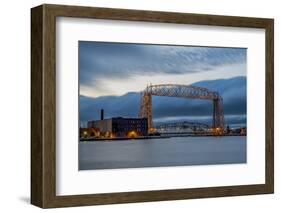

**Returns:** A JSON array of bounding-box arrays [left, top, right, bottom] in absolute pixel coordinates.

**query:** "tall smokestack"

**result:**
[[101, 109, 104, 120]]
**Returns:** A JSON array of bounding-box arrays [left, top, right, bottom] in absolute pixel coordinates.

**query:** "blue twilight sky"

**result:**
[[79, 41, 246, 98]]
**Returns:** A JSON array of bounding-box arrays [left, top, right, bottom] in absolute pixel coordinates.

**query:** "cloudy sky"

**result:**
[[79, 41, 246, 98]]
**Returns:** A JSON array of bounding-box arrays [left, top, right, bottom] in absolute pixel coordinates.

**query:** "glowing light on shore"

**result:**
[[127, 130, 137, 138]]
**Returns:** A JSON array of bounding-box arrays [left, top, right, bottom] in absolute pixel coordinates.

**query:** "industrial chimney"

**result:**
[[101, 109, 104, 120]]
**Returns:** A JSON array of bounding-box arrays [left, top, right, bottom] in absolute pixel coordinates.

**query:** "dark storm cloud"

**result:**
[[79, 41, 246, 87]]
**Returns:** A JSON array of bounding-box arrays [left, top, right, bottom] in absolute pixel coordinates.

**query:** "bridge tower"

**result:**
[[213, 97, 224, 129], [139, 86, 153, 131]]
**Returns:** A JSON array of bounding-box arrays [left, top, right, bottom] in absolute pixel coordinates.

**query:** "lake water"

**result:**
[[79, 136, 246, 170]]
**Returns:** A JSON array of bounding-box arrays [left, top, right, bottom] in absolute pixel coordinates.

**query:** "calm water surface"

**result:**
[[79, 136, 246, 170]]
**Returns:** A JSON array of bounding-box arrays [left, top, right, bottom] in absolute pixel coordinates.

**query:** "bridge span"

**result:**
[[155, 121, 210, 134]]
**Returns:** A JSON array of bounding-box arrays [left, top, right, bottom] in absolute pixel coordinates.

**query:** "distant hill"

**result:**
[[80, 76, 246, 126]]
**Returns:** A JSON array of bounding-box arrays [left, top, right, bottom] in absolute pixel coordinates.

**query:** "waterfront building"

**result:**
[[87, 117, 148, 138]]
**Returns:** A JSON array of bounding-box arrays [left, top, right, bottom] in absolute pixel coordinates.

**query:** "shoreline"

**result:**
[[80, 133, 246, 142]]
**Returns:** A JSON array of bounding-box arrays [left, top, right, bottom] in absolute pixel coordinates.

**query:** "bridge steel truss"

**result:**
[[139, 84, 224, 132], [155, 121, 210, 133]]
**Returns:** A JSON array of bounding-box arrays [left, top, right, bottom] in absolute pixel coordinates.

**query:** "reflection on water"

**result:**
[[79, 136, 246, 170]]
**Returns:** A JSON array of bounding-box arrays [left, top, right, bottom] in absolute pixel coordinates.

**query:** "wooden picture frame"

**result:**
[[31, 4, 274, 208]]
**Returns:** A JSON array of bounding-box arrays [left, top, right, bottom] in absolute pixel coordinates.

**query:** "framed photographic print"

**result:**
[[31, 4, 274, 208]]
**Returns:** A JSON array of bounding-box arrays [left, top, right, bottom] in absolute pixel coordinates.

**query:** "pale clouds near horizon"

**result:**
[[79, 41, 246, 97]]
